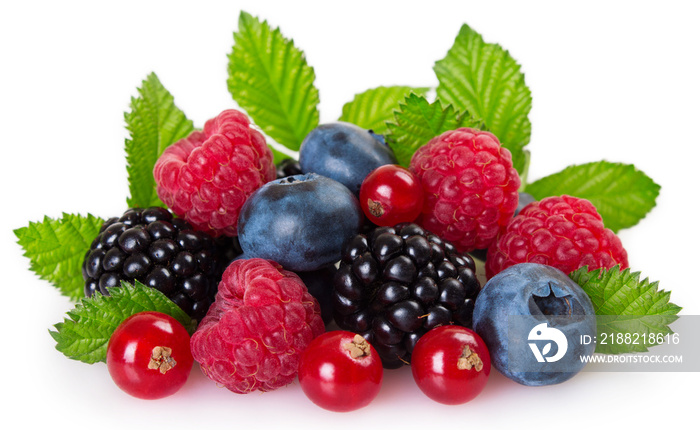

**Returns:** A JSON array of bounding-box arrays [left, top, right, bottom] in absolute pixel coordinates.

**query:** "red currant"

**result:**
[[359, 164, 424, 226], [410, 325, 491, 405], [106, 311, 194, 400], [298, 331, 383, 412]]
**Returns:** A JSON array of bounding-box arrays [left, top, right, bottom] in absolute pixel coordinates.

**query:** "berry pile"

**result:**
[[68, 116, 638, 406], [333, 222, 480, 368], [20, 12, 669, 412]]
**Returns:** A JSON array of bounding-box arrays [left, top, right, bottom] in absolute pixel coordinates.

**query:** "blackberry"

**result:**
[[276, 158, 303, 179], [82, 207, 235, 321], [332, 222, 481, 369], [297, 265, 337, 326]]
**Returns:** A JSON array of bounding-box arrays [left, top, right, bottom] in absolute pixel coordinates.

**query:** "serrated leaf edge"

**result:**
[[50, 282, 196, 363], [228, 11, 320, 152], [14, 213, 104, 300]]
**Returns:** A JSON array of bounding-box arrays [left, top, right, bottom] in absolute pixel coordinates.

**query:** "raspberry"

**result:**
[[153, 109, 276, 237], [485, 195, 629, 278], [82, 207, 233, 321], [332, 223, 481, 369], [409, 128, 521, 252], [190, 258, 325, 393]]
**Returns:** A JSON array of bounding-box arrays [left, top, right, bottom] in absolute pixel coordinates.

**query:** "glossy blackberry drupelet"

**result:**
[[332, 223, 481, 368], [82, 207, 234, 321]]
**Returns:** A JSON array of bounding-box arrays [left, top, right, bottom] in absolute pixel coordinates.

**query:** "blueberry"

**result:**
[[299, 122, 398, 196], [237, 173, 363, 272], [515, 191, 537, 215], [472, 263, 596, 386]]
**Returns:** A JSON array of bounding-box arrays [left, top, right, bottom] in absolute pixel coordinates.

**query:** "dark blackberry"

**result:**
[[332, 222, 481, 368], [276, 158, 303, 179], [297, 265, 337, 326], [81, 207, 237, 321]]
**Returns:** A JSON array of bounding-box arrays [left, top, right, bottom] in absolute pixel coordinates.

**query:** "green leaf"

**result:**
[[386, 93, 483, 167], [125, 72, 194, 208], [49, 281, 197, 364], [228, 11, 320, 152], [434, 23, 532, 174], [526, 161, 661, 232], [14, 213, 104, 300], [569, 266, 681, 354], [339, 86, 429, 135]]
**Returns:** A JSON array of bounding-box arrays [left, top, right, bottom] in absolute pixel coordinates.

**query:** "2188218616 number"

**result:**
[[598, 332, 680, 346]]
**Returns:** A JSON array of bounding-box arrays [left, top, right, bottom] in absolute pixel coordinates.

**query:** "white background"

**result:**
[[2, 0, 698, 428]]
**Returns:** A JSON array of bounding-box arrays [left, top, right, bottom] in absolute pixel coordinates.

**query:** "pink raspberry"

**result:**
[[190, 258, 325, 394], [409, 128, 520, 252], [486, 195, 629, 278], [153, 109, 276, 237]]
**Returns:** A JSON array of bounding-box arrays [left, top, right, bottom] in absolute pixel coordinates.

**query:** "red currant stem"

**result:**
[[457, 345, 483, 372], [397, 355, 411, 365], [366, 199, 385, 218], [342, 334, 372, 359], [148, 346, 177, 374]]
